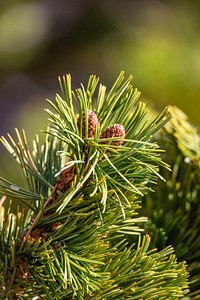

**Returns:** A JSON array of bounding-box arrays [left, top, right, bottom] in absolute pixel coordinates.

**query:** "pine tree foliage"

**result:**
[[142, 106, 200, 299], [0, 73, 189, 299]]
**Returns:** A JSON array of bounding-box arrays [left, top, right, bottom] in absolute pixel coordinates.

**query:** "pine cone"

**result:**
[[100, 124, 125, 146], [57, 165, 74, 192], [77, 110, 98, 139]]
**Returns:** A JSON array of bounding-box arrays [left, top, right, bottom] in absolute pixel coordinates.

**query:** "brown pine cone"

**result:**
[[77, 110, 98, 139], [57, 165, 74, 192], [100, 124, 125, 146]]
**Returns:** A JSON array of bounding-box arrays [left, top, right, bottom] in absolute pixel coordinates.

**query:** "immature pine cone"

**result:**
[[100, 124, 125, 146], [77, 110, 98, 139], [57, 165, 74, 192]]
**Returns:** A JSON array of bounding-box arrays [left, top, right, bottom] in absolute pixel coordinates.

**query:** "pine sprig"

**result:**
[[0, 73, 189, 299], [45, 72, 171, 213]]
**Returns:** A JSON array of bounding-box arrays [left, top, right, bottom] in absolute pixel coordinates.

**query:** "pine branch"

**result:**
[[0, 73, 189, 299], [142, 106, 200, 298]]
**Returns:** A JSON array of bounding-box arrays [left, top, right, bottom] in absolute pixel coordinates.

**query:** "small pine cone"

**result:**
[[77, 110, 98, 139], [57, 165, 74, 192], [100, 124, 125, 146]]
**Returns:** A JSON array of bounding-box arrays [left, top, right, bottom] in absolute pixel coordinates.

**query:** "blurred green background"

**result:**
[[0, 0, 200, 181]]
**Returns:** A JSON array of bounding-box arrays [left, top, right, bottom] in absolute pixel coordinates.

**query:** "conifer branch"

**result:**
[[142, 105, 200, 298], [0, 73, 189, 299]]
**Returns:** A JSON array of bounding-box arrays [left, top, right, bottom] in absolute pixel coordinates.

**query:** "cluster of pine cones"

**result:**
[[18, 111, 125, 251], [56, 110, 125, 193]]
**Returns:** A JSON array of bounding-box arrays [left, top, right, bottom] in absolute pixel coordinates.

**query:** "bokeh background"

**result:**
[[0, 0, 200, 180]]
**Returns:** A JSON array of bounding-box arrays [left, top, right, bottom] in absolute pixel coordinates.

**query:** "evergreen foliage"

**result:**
[[142, 106, 200, 299], [0, 73, 189, 299]]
